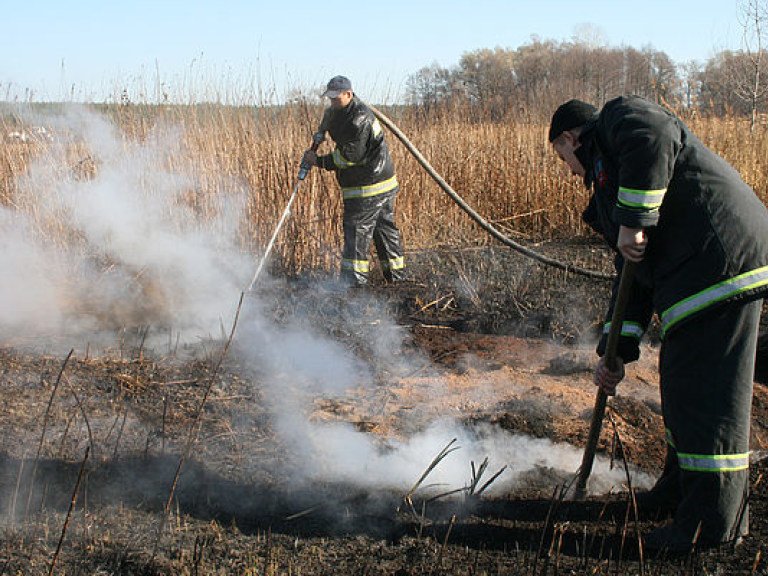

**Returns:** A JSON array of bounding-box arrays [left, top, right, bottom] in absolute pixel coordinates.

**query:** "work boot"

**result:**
[[633, 487, 679, 519], [643, 522, 743, 554], [634, 451, 682, 519]]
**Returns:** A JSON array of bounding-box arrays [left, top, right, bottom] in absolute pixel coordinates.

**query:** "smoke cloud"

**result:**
[[1, 106, 650, 509], [1, 106, 250, 351]]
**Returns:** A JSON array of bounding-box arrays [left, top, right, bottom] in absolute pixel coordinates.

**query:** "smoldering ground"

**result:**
[[0, 107, 651, 541]]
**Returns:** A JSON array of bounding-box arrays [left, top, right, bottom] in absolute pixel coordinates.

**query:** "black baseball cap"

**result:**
[[322, 75, 353, 98], [549, 99, 598, 142]]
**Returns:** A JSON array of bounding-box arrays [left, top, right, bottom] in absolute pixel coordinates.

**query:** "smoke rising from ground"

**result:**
[[1, 107, 649, 519], [235, 296, 652, 498], [1, 106, 250, 351]]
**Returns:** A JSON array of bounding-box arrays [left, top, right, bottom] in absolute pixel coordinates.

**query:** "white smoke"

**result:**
[[1, 106, 250, 351], [234, 300, 652, 498], [1, 106, 650, 504]]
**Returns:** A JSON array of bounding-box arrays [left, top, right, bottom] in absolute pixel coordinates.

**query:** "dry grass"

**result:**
[[1, 102, 766, 276]]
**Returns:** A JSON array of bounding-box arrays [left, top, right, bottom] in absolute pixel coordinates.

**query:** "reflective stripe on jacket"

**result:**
[[582, 96, 768, 359]]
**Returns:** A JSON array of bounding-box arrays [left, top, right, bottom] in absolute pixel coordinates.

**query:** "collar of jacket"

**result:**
[[576, 120, 598, 188]]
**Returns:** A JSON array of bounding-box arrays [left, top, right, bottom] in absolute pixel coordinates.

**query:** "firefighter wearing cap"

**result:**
[[549, 94, 768, 552], [303, 75, 406, 286]]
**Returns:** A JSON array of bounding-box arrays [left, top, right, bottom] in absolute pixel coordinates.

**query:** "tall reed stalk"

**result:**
[[2, 101, 766, 276]]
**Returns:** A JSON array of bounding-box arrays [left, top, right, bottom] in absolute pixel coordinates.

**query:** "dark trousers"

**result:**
[[341, 190, 405, 285], [659, 298, 761, 542]]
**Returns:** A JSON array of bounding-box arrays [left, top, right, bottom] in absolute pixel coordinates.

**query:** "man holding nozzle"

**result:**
[[302, 75, 406, 287], [549, 95, 768, 553]]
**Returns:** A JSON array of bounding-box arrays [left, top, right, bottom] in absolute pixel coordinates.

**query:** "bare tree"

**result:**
[[737, 0, 768, 130], [679, 60, 703, 112], [405, 63, 457, 107], [401, 38, 682, 120]]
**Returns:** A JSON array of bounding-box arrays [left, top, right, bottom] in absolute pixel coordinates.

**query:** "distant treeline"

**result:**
[[404, 39, 768, 125]]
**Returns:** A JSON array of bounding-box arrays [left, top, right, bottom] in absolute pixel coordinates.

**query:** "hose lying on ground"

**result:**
[[366, 103, 613, 281]]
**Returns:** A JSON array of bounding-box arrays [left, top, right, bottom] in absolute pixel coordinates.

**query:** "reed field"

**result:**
[[1, 100, 767, 278]]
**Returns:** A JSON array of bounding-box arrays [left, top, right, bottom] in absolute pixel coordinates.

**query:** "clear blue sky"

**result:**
[[0, 0, 746, 104]]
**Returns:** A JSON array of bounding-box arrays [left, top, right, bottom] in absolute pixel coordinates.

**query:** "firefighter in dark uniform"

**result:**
[[549, 95, 768, 552], [302, 75, 406, 286]]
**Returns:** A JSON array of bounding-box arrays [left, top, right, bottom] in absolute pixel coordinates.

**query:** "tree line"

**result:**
[[405, 37, 767, 126]]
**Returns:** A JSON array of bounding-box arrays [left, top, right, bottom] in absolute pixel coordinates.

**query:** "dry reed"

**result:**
[[1, 102, 766, 278]]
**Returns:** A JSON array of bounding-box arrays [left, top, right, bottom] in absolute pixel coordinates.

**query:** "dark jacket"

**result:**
[[317, 96, 398, 199], [579, 95, 768, 361]]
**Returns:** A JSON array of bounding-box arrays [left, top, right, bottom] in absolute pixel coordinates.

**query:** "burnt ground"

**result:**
[[1, 242, 768, 575]]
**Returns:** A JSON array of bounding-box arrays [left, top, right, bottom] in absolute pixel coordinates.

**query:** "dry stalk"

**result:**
[[403, 438, 459, 514], [112, 408, 129, 461], [10, 454, 26, 526], [413, 294, 455, 315], [152, 291, 244, 559], [62, 373, 96, 458], [57, 411, 77, 457], [534, 483, 568, 575], [161, 394, 168, 454], [25, 349, 74, 522], [607, 410, 644, 573], [47, 445, 90, 576], [137, 325, 150, 361], [431, 513, 455, 576], [732, 471, 762, 549], [475, 465, 507, 496], [468, 457, 507, 497]]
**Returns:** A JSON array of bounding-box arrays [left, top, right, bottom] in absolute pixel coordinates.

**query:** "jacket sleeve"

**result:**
[[316, 154, 334, 171], [596, 255, 654, 363], [598, 97, 683, 229]]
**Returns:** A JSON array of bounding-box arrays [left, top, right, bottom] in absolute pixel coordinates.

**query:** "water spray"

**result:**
[[246, 129, 326, 291]]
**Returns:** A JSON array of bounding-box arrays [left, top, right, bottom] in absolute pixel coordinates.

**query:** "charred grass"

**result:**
[[1, 248, 767, 575]]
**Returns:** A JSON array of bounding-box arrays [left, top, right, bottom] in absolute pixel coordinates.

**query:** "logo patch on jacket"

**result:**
[[595, 160, 608, 187]]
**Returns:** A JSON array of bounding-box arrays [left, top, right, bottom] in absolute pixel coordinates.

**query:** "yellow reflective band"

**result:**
[[661, 266, 768, 336], [332, 148, 359, 169], [342, 175, 399, 199], [341, 259, 370, 273], [602, 320, 644, 341], [617, 187, 666, 210], [677, 451, 750, 472], [382, 256, 405, 270]]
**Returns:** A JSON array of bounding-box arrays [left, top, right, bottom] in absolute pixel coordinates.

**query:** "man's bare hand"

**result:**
[[617, 226, 647, 262]]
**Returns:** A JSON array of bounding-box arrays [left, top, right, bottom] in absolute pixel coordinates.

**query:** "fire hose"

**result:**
[[246, 130, 325, 292], [365, 102, 613, 281]]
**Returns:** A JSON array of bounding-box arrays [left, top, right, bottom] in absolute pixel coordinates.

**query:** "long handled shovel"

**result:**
[[574, 260, 637, 499], [247, 131, 325, 292]]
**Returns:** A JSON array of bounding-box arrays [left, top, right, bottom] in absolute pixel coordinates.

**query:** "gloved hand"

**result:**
[[301, 150, 318, 167], [594, 356, 625, 396], [312, 131, 326, 147]]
